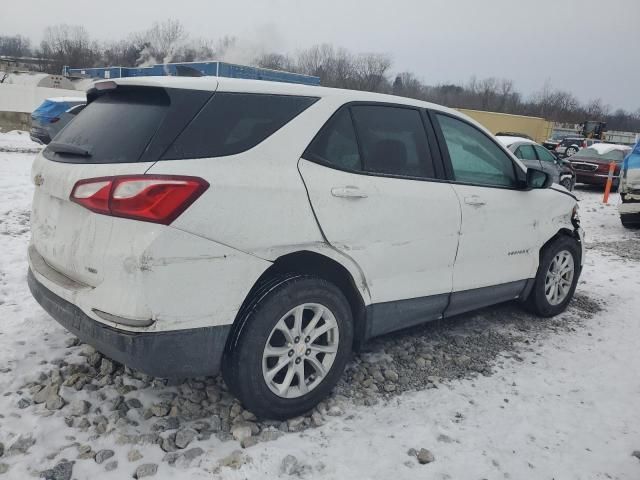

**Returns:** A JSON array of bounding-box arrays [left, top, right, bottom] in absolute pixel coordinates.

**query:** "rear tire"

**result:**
[[565, 146, 578, 157], [222, 274, 353, 420], [524, 236, 581, 317]]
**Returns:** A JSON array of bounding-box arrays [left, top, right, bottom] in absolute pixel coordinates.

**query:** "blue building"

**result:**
[[63, 61, 320, 86]]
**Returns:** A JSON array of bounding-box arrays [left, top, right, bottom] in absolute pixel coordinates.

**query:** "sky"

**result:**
[[2, 0, 639, 111]]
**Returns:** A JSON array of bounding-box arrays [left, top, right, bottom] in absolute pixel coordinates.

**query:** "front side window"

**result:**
[[163, 93, 318, 159], [350, 105, 435, 178], [303, 108, 361, 171], [436, 114, 518, 187], [515, 144, 537, 161]]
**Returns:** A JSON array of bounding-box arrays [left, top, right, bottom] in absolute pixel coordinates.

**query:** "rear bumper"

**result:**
[[29, 128, 50, 145], [619, 201, 640, 215], [28, 269, 231, 378]]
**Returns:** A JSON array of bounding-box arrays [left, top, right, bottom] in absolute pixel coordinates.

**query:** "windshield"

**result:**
[[573, 147, 626, 162]]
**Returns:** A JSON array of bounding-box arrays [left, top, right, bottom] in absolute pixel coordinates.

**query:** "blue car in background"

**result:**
[[619, 140, 640, 228], [30, 97, 86, 144]]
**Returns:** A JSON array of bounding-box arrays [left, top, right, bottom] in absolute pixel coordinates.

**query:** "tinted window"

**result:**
[[515, 144, 537, 160], [561, 138, 582, 147], [436, 114, 517, 187], [350, 106, 434, 178], [303, 108, 361, 170], [44, 87, 170, 164], [163, 93, 317, 159], [534, 145, 557, 163]]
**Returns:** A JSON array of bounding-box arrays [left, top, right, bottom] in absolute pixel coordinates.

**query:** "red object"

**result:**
[[70, 175, 209, 224], [602, 162, 616, 204]]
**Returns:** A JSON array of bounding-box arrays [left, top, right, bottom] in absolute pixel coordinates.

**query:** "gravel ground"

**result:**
[[588, 238, 640, 262], [2, 288, 604, 476]]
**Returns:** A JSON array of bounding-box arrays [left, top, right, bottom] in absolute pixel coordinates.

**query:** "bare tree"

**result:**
[[38, 24, 100, 73], [138, 19, 187, 63], [0, 35, 32, 57]]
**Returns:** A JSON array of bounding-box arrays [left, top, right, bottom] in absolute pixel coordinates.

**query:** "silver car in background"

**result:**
[[497, 135, 576, 191]]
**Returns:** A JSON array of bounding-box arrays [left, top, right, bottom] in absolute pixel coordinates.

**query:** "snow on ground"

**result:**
[[0, 130, 41, 154], [0, 133, 639, 479]]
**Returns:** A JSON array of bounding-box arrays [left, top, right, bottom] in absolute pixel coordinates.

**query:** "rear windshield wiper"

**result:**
[[47, 142, 92, 157]]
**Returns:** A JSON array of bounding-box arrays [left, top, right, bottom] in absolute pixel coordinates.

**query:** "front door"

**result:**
[[431, 112, 544, 315]]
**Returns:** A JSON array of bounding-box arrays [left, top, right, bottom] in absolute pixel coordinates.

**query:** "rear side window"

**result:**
[[163, 93, 318, 159], [350, 105, 435, 178], [303, 108, 361, 170], [44, 87, 170, 164]]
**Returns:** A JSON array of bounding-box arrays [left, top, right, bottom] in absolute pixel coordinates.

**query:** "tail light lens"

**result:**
[[70, 175, 209, 225]]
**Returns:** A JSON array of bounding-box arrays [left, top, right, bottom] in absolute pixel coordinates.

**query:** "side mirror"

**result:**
[[526, 167, 552, 189]]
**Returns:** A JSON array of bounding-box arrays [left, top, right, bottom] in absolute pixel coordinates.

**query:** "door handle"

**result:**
[[464, 195, 486, 206], [331, 186, 368, 199]]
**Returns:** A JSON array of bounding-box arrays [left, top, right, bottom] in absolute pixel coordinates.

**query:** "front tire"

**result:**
[[621, 213, 640, 228], [524, 236, 581, 317], [222, 274, 353, 420], [560, 177, 574, 191]]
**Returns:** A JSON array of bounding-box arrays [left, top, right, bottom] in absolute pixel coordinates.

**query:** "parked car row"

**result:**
[[27, 77, 584, 419]]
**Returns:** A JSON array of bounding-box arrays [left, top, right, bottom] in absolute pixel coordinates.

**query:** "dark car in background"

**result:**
[[570, 144, 632, 188], [30, 97, 86, 145], [497, 135, 576, 190], [543, 132, 576, 151], [555, 137, 602, 158]]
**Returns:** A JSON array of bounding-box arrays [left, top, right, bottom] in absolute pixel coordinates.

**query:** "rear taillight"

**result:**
[[70, 175, 209, 225], [582, 141, 587, 148]]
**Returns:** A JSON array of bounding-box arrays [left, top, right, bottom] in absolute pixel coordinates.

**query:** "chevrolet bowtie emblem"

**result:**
[[34, 173, 44, 186]]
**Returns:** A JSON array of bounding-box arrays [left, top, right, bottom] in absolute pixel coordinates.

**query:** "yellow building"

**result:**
[[457, 108, 553, 144]]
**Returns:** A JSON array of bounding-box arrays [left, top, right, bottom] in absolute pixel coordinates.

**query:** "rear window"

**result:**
[[162, 93, 318, 160], [44, 87, 170, 164]]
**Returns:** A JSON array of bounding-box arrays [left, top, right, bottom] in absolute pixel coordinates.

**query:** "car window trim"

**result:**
[[302, 101, 445, 183], [428, 109, 527, 190]]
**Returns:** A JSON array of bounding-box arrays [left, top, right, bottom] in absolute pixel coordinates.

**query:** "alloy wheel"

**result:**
[[544, 250, 575, 305], [262, 303, 340, 399]]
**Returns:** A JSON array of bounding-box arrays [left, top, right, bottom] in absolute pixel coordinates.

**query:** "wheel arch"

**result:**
[[538, 227, 583, 272], [225, 250, 369, 356]]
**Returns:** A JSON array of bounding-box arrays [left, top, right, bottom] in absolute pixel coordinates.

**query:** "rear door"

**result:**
[[30, 84, 214, 286], [299, 103, 461, 329]]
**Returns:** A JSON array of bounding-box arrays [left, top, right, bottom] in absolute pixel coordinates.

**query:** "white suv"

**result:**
[[28, 77, 584, 419]]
